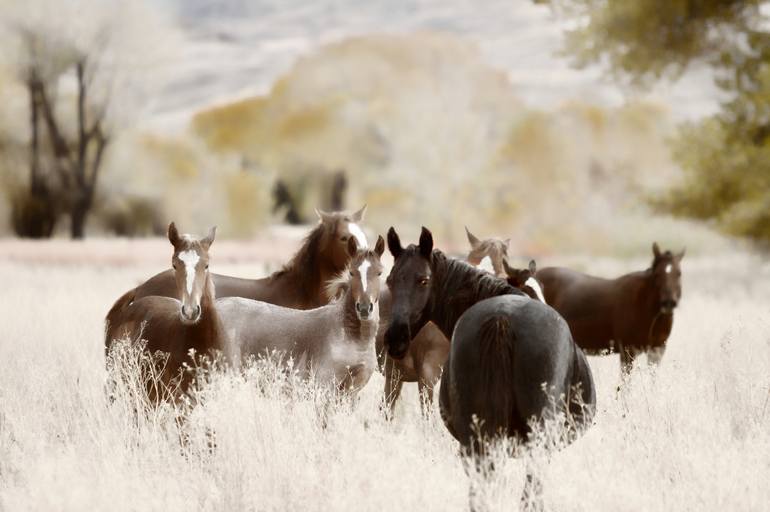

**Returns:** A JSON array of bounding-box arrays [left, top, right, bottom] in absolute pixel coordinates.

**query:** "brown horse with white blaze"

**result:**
[[105, 223, 225, 401], [537, 242, 684, 373], [124, 206, 368, 309]]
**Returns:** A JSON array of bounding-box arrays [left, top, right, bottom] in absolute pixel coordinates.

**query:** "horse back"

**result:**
[[443, 295, 579, 445]]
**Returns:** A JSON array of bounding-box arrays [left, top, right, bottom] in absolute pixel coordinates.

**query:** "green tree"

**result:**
[[542, 0, 770, 241]]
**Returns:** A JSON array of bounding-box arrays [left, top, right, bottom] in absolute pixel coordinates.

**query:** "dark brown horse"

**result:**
[[537, 242, 684, 373], [377, 233, 544, 415], [384, 227, 595, 507], [125, 206, 368, 309], [105, 223, 225, 401]]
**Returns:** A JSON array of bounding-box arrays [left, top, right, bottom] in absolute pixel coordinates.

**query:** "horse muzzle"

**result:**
[[355, 301, 375, 321], [384, 322, 410, 360], [180, 304, 202, 324], [660, 299, 678, 314]]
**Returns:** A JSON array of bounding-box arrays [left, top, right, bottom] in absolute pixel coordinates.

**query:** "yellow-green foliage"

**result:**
[[189, 33, 677, 246]]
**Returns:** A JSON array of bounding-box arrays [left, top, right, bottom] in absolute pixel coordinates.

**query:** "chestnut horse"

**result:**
[[537, 243, 684, 373], [218, 236, 385, 396], [384, 227, 595, 507], [105, 223, 224, 401], [124, 206, 368, 309], [378, 230, 544, 414]]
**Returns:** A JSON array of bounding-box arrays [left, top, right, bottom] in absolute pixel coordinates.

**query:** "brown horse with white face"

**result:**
[[219, 236, 386, 396], [537, 242, 685, 374], [502, 259, 546, 303], [123, 206, 368, 310], [105, 223, 225, 401]]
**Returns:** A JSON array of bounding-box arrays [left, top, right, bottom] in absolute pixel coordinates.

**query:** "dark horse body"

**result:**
[[125, 206, 368, 309], [537, 243, 684, 373], [384, 227, 595, 506]]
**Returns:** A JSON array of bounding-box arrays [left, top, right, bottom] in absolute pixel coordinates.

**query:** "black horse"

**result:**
[[384, 226, 596, 509]]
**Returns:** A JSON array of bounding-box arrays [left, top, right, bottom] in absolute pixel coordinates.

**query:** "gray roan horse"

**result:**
[[105, 223, 225, 402], [124, 206, 368, 309], [536, 242, 684, 374], [384, 226, 595, 508], [218, 236, 385, 396]]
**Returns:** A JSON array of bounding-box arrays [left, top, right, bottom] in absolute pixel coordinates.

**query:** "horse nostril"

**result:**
[[368, 303, 374, 313]]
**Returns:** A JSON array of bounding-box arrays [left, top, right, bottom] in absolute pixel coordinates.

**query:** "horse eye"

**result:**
[[340, 236, 349, 242], [172, 263, 178, 270], [418, 277, 430, 286], [205, 264, 209, 270]]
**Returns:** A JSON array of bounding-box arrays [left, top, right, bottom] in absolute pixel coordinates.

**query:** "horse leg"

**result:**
[[382, 357, 404, 419], [647, 345, 666, 366], [417, 364, 441, 417], [619, 343, 640, 375]]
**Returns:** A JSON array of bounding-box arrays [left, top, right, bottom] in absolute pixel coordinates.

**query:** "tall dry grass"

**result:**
[[0, 240, 769, 511]]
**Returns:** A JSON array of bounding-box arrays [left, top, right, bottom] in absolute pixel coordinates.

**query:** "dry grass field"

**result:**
[[1, 236, 769, 511]]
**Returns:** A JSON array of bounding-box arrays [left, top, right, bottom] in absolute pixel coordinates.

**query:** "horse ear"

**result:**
[[351, 204, 367, 222], [465, 226, 480, 249], [374, 235, 385, 258], [652, 242, 661, 259], [168, 222, 180, 247], [502, 257, 515, 277], [528, 259, 537, 274], [677, 247, 686, 261], [315, 208, 333, 224], [201, 226, 216, 249], [503, 238, 511, 248], [387, 227, 403, 259], [419, 226, 433, 259], [347, 236, 359, 258]]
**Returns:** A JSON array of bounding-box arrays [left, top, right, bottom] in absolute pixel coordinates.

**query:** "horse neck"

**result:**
[[189, 274, 224, 348], [341, 287, 378, 343], [272, 229, 338, 307], [429, 252, 518, 338], [620, 271, 659, 319]]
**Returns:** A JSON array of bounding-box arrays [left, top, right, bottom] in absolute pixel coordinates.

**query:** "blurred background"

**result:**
[[1, 0, 768, 256]]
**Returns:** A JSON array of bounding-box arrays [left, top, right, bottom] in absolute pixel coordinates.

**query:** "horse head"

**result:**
[[167, 222, 216, 324]]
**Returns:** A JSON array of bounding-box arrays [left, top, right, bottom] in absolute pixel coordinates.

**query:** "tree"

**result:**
[[540, 0, 770, 242], [0, 0, 176, 238]]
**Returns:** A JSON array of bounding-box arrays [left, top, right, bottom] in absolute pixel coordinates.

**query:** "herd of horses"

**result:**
[[104, 206, 684, 508]]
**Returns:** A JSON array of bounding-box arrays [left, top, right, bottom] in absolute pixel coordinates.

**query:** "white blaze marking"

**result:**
[[665, 264, 672, 274], [358, 260, 371, 292], [348, 223, 368, 248], [525, 277, 546, 304], [178, 250, 200, 294]]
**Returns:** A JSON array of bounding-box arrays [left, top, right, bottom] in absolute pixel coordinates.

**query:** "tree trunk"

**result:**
[[70, 196, 90, 239]]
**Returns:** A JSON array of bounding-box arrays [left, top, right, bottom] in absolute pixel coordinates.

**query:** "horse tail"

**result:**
[[476, 313, 517, 442], [104, 288, 135, 352]]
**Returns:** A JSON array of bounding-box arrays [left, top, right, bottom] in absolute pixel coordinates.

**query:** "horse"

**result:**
[[536, 242, 684, 374], [465, 226, 510, 276], [123, 205, 368, 309], [503, 258, 546, 303], [377, 231, 543, 415], [218, 235, 385, 397], [384, 226, 595, 507], [105, 223, 225, 402]]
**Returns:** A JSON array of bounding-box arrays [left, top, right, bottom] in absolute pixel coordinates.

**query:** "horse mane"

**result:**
[[270, 222, 327, 282], [325, 268, 350, 301], [429, 250, 522, 335]]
